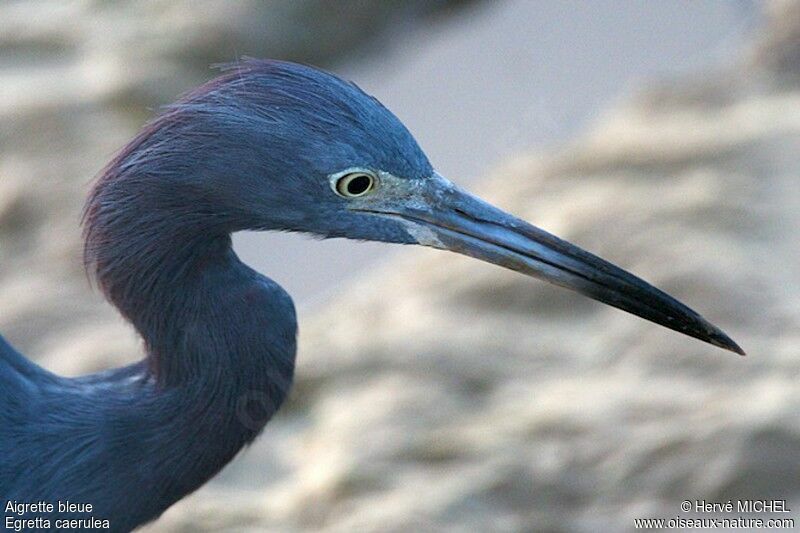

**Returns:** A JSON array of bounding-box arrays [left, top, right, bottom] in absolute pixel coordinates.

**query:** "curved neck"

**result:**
[[72, 188, 298, 526], [85, 187, 297, 392]]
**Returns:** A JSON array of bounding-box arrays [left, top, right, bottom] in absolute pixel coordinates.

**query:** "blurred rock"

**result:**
[[750, 0, 800, 83], [3, 1, 800, 532]]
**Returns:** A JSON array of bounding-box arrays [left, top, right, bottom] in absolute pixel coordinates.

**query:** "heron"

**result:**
[[0, 59, 743, 531]]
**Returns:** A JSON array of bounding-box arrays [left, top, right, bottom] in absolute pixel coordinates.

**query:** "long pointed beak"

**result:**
[[374, 174, 744, 355]]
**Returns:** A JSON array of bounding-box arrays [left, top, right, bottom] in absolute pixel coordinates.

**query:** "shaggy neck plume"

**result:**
[[82, 137, 297, 397], [79, 155, 297, 523]]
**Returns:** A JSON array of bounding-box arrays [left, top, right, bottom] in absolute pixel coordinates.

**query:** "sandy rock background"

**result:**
[[2, 2, 799, 532]]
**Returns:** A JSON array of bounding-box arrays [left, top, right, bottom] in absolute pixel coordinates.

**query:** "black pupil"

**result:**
[[346, 174, 371, 195]]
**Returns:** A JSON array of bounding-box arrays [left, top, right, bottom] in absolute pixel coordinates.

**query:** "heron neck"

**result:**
[[79, 215, 297, 521], [90, 209, 296, 393]]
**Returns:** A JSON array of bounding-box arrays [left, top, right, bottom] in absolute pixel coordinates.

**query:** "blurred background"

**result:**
[[1, 1, 798, 531]]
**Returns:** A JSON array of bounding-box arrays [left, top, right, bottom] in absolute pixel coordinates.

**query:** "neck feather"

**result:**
[[83, 173, 297, 392], [76, 180, 298, 525]]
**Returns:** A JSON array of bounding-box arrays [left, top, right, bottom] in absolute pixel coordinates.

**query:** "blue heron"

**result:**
[[0, 59, 743, 531]]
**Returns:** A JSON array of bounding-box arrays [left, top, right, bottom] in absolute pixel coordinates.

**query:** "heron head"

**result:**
[[95, 59, 743, 354]]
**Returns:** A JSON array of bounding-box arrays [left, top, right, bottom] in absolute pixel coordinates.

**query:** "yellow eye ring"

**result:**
[[334, 172, 376, 198]]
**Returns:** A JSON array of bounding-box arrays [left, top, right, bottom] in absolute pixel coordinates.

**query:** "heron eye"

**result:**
[[334, 172, 376, 198]]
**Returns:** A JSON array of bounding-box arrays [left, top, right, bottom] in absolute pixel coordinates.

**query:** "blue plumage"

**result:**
[[1, 58, 742, 533]]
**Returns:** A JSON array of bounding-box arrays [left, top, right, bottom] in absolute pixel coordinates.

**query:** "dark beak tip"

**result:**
[[709, 330, 746, 356], [727, 342, 747, 357]]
